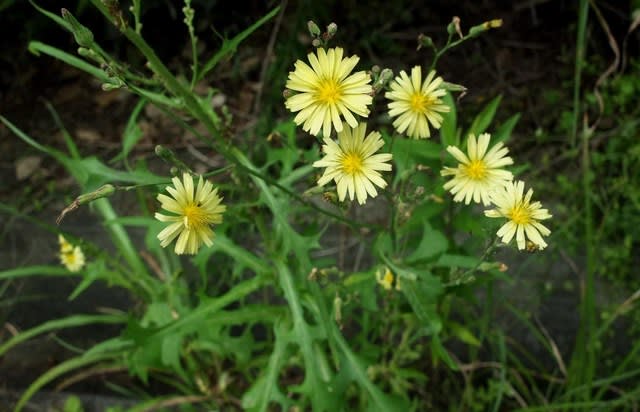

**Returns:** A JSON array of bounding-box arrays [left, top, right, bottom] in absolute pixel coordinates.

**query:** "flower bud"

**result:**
[[61, 8, 94, 48], [447, 16, 462, 37], [307, 20, 321, 37], [468, 19, 502, 38], [379, 68, 394, 83], [417, 33, 433, 50], [326, 22, 338, 37]]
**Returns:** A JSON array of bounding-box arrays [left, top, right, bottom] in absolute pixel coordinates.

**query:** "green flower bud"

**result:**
[[326, 22, 338, 36], [417, 33, 434, 50], [307, 20, 321, 37], [76, 184, 116, 205], [379, 68, 394, 83], [61, 8, 94, 48], [447, 16, 461, 37], [101, 82, 122, 91], [156, 145, 193, 174]]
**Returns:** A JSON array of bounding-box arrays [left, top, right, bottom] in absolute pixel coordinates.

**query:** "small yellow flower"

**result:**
[[376, 267, 394, 290], [385, 66, 450, 139], [284, 47, 373, 137], [484, 180, 552, 250], [58, 235, 85, 272], [313, 122, 392, 205], [155, 173, 226, 255], [441, 133, 514, 205]]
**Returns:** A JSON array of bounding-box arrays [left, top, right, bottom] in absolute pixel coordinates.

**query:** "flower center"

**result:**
[[465, 159, 487, 180], [64, 252, 77, 264], [183, 204, 208, 229], [509, 204, 531, 225], [383, 270, 394, 286], [341, 152, 363, 175], [409, 92, 433, 114], [317, 79, 341, 104]]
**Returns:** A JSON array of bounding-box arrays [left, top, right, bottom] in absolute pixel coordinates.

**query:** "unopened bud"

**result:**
[[417, 33, 434, 50], [333, 294, 343, 326], [101, 82, 121, 91], [326, 22, 338, 36], [447, 16, 462, 38], [155, 145, 193, 175], [469, 19, 502, 38], [61, 8, 94, 48], [282, 89, 291, 99], [307, 20, 321, 37], [57, 184, 116, 225], [311, 38, 322, 48], [441, 81, 467, 93], [370, 65, 381, 74], [379, 68, 393, 83]]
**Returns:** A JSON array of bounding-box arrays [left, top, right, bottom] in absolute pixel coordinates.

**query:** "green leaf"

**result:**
[[467, 95, 502, 137], [30, 0, 71, 30], [0, 265, 73, 280], [435, 253, 481, 269], [199, 7, 280, 80], [63, 395, 84, 412], [405, 223, 449, 264], [392, 137, 442, 185], [383, 258, 443, 334], [111, 98, 147, 163], [493, 112, 521, 144], [0, 314, 125, 358], [449, 321, 481, 347], [28, 41, 109, 82], [440, 92, 458, 147], [431, 334, 458, 370]]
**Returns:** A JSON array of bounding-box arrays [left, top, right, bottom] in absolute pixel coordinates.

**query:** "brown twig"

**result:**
[[588, 0, 620, 132], [54, 365, 127, 391], [534, 315, 567, 377]]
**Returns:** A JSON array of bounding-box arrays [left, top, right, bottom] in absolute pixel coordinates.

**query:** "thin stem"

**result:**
[[571, 0, 589, 148]]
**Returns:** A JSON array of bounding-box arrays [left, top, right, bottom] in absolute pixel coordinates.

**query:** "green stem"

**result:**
[[571, 0, 589, 148]]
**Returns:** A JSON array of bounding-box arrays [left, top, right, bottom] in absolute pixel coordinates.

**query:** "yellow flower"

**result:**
[[441, 133, 514, 205], [313, 122, 392, 205], [376, 267, 401, 291], [285, 47, 373, 137], [155, 173, 226, 255], [385, 66, 450, 139], [376, 267, 394, 290], [58, 235, 85, 272], [484, 180, 552, 250]]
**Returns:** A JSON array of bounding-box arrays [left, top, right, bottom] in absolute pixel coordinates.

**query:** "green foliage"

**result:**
[[2, 2, 638, 412]]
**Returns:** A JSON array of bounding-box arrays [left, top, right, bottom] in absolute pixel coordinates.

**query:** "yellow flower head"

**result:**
[[484, 180, 552, 250], [376, 267, 401, 291], [376, 267, 394, 290], [58, 235, 85, 272], [441, 133, 514, 205], [313, 122, 392, 205], [155, 173, 226, 255], [285, 47, 373, 137], [385, 66, 450, 139]]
